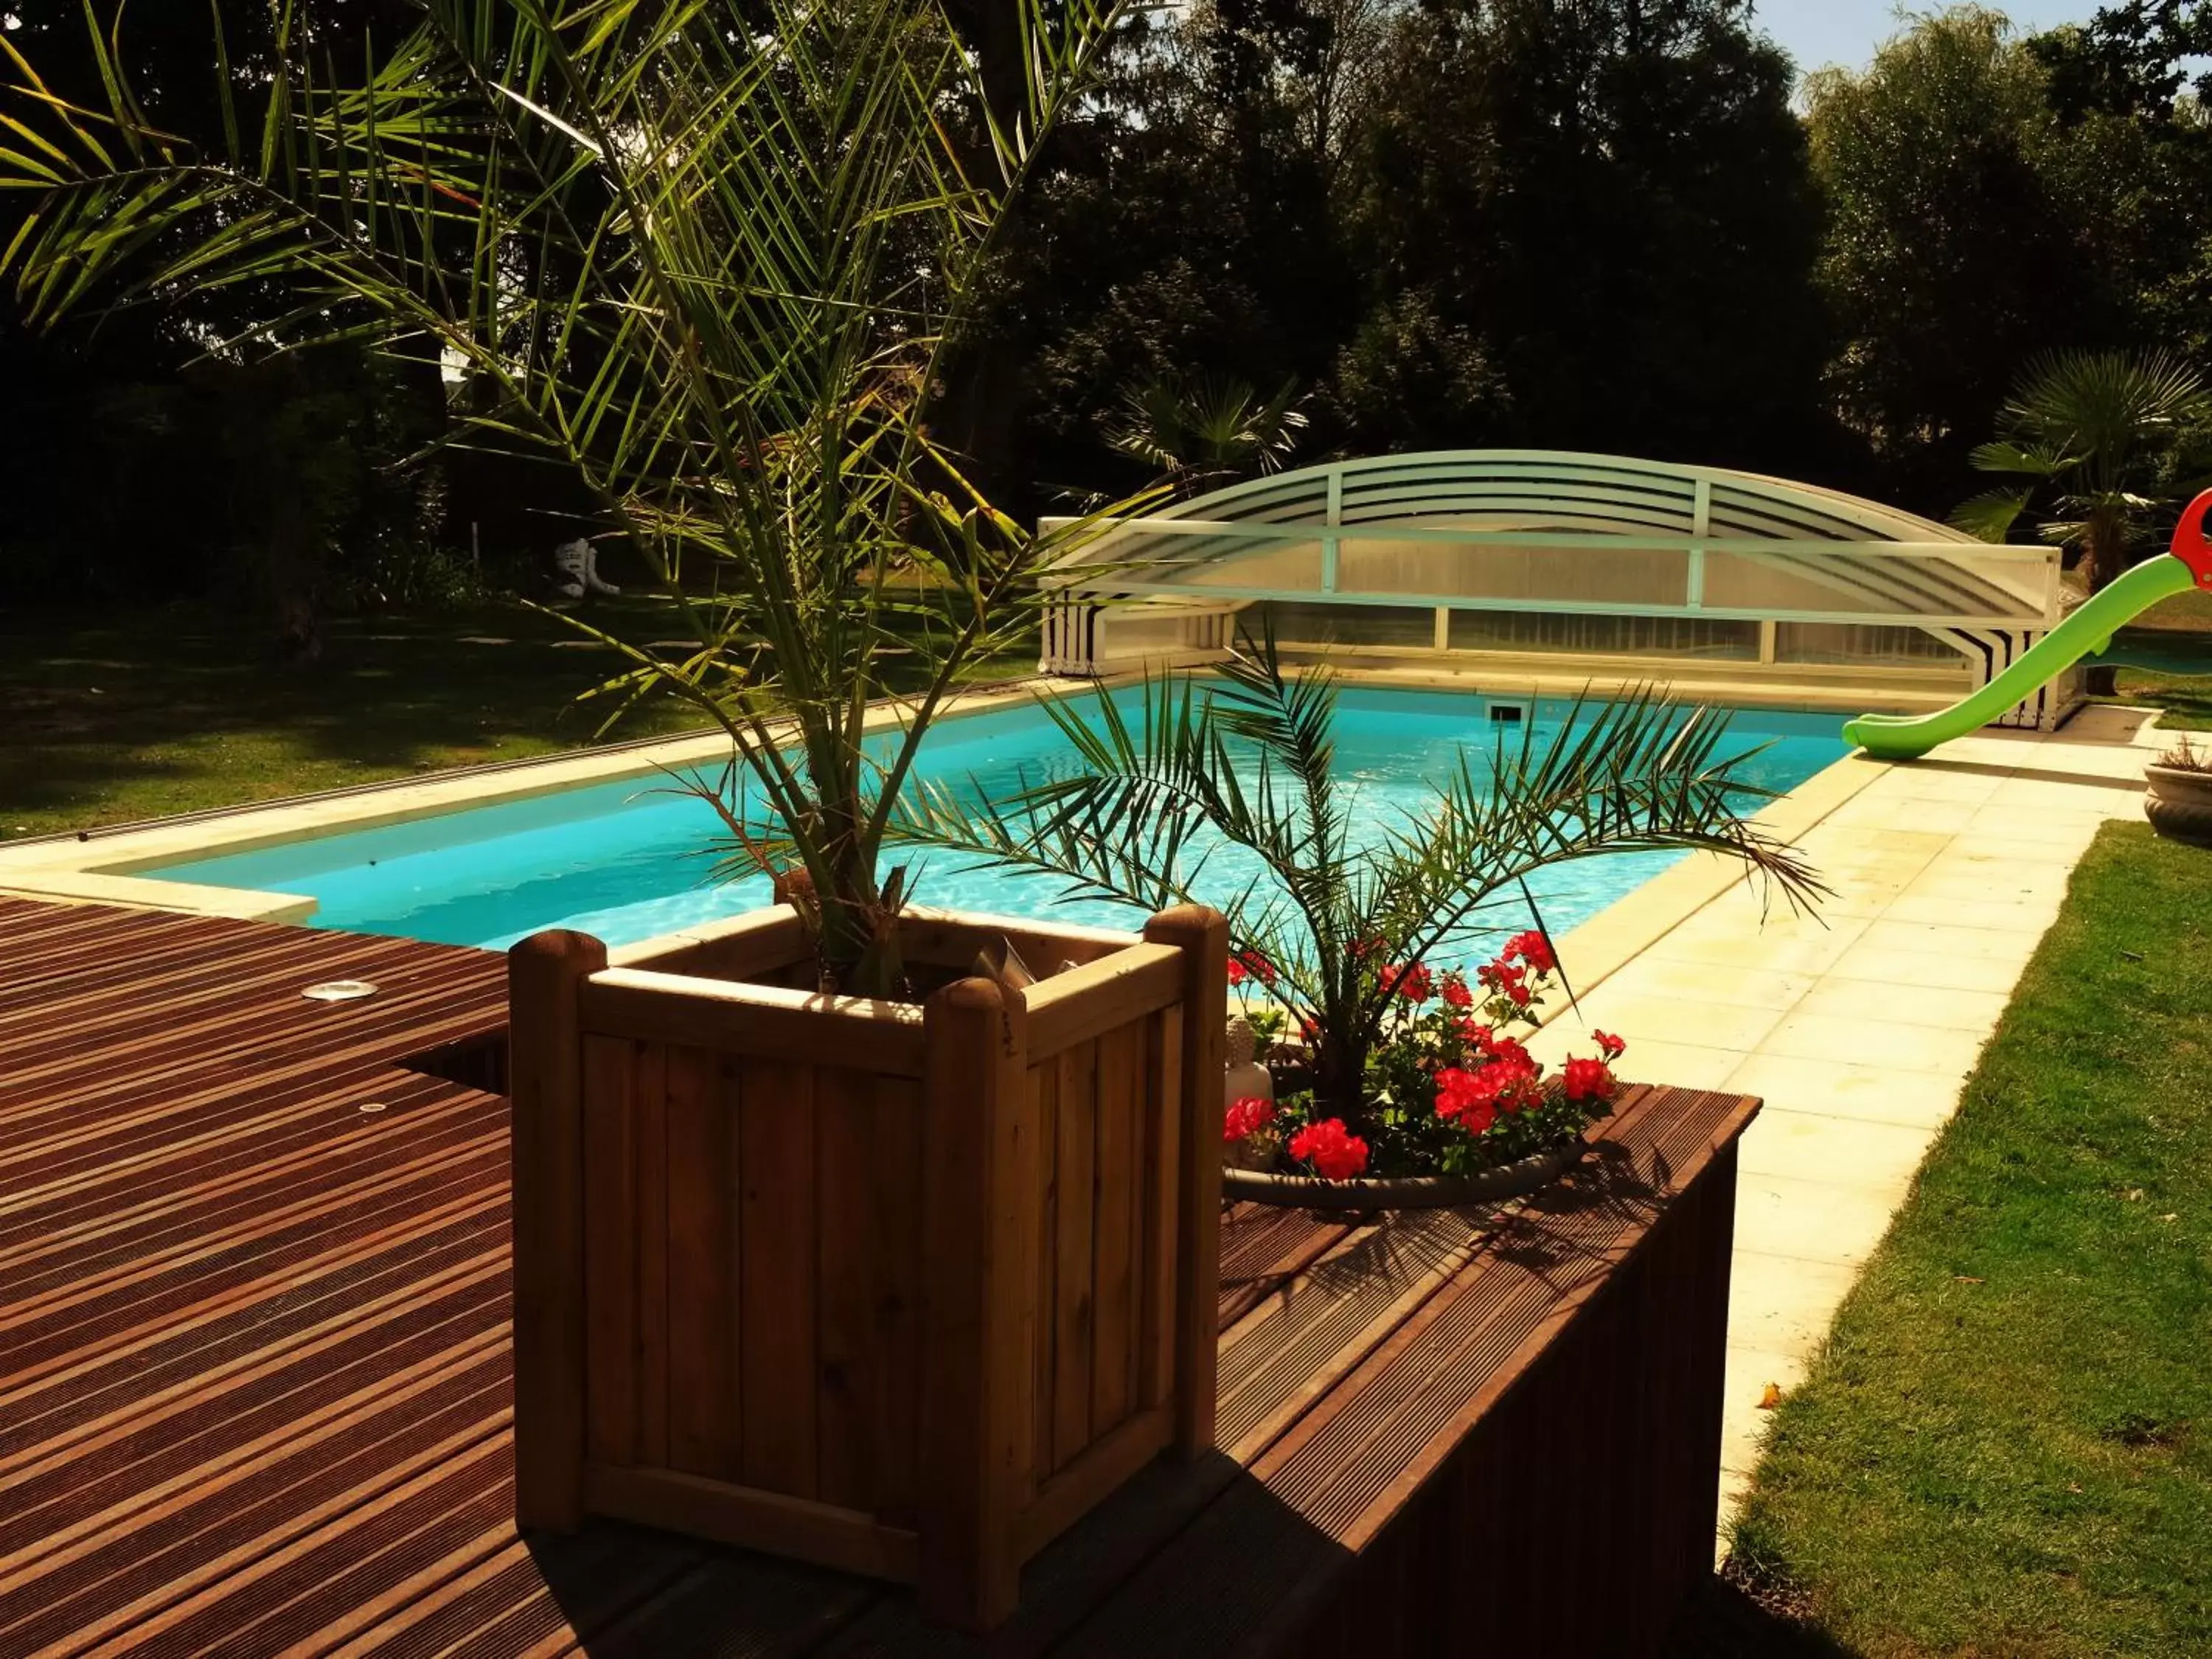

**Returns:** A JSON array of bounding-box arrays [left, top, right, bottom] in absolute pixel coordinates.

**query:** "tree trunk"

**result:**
[[1310, 1031, 1370, 1135], [2083, 518, 2121, 698]]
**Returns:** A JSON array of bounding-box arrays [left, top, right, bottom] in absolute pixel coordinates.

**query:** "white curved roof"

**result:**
[[1060, 450, 2056, 630]]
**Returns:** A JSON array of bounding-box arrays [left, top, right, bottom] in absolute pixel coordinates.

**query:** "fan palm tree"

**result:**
[[1, 0, 1134, 995], [1952, 349, 2212, 595], [893, 630, 1823, 1134], [1105, 371, 1309, 488]]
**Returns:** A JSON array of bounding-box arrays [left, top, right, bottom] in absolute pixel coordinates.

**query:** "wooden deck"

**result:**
[[0, 897, 1753, 1656]]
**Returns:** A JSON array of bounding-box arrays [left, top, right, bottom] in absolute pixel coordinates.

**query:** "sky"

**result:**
[[1753, 1, 2100, 77]]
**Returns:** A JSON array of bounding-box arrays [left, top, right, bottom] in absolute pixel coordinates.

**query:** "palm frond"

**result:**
[[1949, 484, 2036, 543]]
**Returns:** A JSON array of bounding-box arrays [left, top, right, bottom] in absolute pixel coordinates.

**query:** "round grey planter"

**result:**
[[2145, 764, 2212, 849], [1221, 1139, 1584, 1211]]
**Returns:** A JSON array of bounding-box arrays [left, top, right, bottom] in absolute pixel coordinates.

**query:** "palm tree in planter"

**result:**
[[1952, 350, 2212, 696], [895, 632, 1826, 1203], [4, 1, 1231, 1630]]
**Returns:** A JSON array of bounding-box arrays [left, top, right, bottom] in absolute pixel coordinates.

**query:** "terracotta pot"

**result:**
[[2145, 764, 2212, 848], [1221, 1138, 1584, 1211]]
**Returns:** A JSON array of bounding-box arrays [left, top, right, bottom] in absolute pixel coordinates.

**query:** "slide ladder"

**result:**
[[1842, 491, 2212, 761]]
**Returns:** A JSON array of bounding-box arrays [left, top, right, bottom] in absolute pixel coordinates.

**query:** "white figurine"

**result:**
[[553, 538, 622, 597], [1222, 1014, 1277, 1170]]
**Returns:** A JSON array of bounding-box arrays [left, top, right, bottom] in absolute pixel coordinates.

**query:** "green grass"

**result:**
[[2113, 667, 2212, 731], [2126, 586, 2212, 634], [0, 599, 1037, 841], [1725, 822, 2212, 1658]]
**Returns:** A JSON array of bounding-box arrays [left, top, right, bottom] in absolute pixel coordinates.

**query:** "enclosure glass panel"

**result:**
[[1699, 548, 2043, 620], [1251, 601, 1436, 648], [1447, 610, 1759, 659], [1774, 622, 1969, 667], [1334, 540, 1688, 606], [1121, 534, 1326, 592]]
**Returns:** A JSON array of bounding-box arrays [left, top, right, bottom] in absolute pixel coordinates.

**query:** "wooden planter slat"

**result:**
[[1146, 908, 1227, 1459], [660, 1043, 726, 1478], [509, 902, 1228, 1632], [1025, 943, 1184, 1054], [579, 969, 928, 1074], [1141, 1003, 1186, 1411]]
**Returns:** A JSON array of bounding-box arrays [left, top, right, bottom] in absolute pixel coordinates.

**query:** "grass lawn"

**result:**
[[0, 598, 1036, 841], [2112, 667, 2212, 731], [1712, 822, 2212, 1658]]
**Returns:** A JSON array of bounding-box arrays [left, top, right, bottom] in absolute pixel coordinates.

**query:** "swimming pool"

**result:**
[[148, 687, 1850, 956]]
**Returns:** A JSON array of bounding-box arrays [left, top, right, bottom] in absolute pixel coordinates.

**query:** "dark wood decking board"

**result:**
[[0, 897, 1755, 1657]]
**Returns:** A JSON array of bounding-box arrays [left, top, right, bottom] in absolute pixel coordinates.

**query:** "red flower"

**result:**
[[1434, 1064, 1502, 1124], [1350, 935, 1385, 961], [1503, 929, 1557, 974], [1441, 973, 1474, 1009], [1478, 959, 1531, 1007], [1380, 961, 1434, 1002], [1231, 948, 1278, 987], [1289, 1118, 1370, 1180], [1436, 1041, 1543, 1126], [1562, 1057, 1616, 1105], [1593, 1029, 1626, 1061], [1298, 1014, 1323, 1046], [1223, 1096, 1277, 1143]]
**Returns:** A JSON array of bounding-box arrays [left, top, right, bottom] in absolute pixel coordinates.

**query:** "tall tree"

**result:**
[[943, 0, 1360, 511], [1333, 0, 1828, 470], [0, 1, 452, 639], [1805, 5, 2197, 510]]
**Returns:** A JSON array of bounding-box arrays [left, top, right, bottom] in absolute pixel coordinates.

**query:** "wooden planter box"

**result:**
[[506, 902, 1228, 1630]]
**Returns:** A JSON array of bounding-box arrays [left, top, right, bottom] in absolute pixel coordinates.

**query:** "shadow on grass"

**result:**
[[0, 599, 701, 835], [1, 597, 1042, 838], [1663, 1559, 1860, 1658]]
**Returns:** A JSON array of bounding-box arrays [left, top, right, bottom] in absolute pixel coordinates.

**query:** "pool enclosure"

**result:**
[[1041, 451, 2075, 728]]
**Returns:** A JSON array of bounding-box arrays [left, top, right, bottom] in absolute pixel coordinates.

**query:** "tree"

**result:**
[[1952, 349, 2212, 608], [1104, 371, 1309, 489], [0, 0, 453, 632], [3, 0, 1131, 992], [1806, 6, 2212, 508], [1331, 0, 1826, 469], [946, 0, 1357, 512]]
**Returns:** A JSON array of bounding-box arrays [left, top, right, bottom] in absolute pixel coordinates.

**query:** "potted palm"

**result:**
[[897, 632, 1825, 1206], [2, 0, 1223, 1631]]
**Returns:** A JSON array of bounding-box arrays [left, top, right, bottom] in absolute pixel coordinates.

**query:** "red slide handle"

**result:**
[[2174, 490, 2212, 590]]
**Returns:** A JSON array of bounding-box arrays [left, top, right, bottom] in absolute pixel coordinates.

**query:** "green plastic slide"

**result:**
[[1841, 555, 2197, 759]]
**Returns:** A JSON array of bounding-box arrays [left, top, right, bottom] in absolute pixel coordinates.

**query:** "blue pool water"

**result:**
[[150, 688, 1848, 956]]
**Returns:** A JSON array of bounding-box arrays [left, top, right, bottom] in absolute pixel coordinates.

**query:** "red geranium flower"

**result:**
[[1441, 973, 1474, 1009], [1233, 948, 1278, 986], [1478, 959, 1531, 1007], [1503, 929, 1557, 974], [1380, 961, 1434, 1002], [1594, 1029, 1626, 1061], [1562, 1057, 1616, 1104], [1223, 1096, 1277, 1143], [1289, 1118, 1370, 1180], [1226, 956, 1246, 986]]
